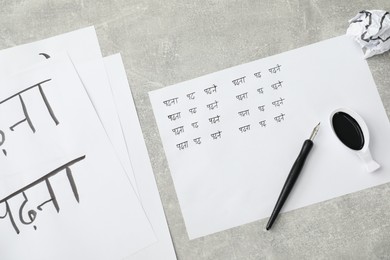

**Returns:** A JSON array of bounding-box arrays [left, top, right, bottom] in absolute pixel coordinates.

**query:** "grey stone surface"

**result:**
[[1, 1, 390, 259]]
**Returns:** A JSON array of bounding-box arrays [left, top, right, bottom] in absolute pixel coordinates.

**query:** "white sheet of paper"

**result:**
[[0, 27, 140, 197], [0, 27, 101, 74], [74, 58, 140, 197], [0, 55, 156, 259], [104, 54, 177, 260], [149, 36, 390, 239]]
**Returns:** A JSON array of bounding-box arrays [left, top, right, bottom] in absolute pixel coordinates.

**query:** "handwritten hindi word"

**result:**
[[168, 112, 181, 121], [176, 141, 188, 151], [211, 131, 222, 140], [236, 92, 248, 101], [239, 124, 251, 133], [259, 120, 267, 127], [271, 97, 285, 107], [186, 92, 195, 100], [257, 88, 264, 94], [258, 105, 265, 112], [204, 85, 217, 95], [206, 101, 218, 111], [238, 109, 250, 117], [208, 115, 221, 124], [163, 97, 178, 107], [274, 113, 285, 123], [254, 72, 262, 78], [0, 155, 86, 234], [172, 126, 184, 135], [0, 79, 59, 156], [191, 122, 199, 128], [193, 137, 201, 144], [189, 107, 197, 114], [268, 64, 281, 74], [271, 81, 283, 90], [232, 76, 246, 86]]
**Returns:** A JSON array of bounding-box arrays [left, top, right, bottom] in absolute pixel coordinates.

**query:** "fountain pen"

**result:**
[[266, 123, 320, 230]]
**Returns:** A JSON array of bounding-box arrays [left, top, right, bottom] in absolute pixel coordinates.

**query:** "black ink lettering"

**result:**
[[38, 84, 59, 125], [193, 137, 201, 144], [268, 64, 281, 74], [186, 92, 195, 100], [44, 177, 59, 213], [172, 126, 184, 136], [176, 141, 188, 150], [271, 81, 283, 90], [238, 109, 250, 117], [208, 115, 221, 124], [1, 79, 59, 134], [274, 113, 286, 123], [204, 85, 217, 95], [0, 79, 52, 105], [258, 105, 265, 112], [0, 200, 20, 234], [38, 53, 51, 59], [236, 92, 248, 101], [0, 130, 6, 156], [10, 94, 36, 133], [167, 112, 181, 121], [239, 124, 251, 133], [163, 97, 178, 106], [66, 167, 80, 203], [232, 76, 246, 86], [210, 130, 222, 140], [0, 155, 86, 234], [259, 120, 267, 127], [189, 107, 197, 114], [18, 192, 37, 228], [254, 72, 262, 78], [206, 101, 218, 110], [271, 97, 285, 107]]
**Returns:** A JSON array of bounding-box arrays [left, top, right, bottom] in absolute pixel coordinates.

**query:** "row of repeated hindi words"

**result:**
[[162, 64, 286, 151]]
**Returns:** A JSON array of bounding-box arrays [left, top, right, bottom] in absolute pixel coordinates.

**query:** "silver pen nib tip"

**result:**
[[309, 122, 320, 141]]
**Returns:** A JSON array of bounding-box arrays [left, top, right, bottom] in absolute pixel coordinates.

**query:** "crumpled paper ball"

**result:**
[[347, 10, 390, 58]]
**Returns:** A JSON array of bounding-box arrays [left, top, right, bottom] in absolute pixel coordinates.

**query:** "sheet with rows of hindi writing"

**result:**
[[149, 35, 390, 239]]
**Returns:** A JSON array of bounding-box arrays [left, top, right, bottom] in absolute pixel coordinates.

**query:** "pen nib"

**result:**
[[309, 122, 320, 141]]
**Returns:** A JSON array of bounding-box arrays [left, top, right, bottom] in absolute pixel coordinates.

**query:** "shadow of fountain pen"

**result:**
[[266, 123, 320, 230]]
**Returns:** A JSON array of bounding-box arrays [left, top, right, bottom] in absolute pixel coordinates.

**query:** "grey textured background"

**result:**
[[2, 1, 390, 259]]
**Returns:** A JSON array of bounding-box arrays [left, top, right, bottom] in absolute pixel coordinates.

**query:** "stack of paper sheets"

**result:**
[[0, 27, 176, 260]]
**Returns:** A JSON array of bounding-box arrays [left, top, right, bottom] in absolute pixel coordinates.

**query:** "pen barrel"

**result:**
[[266, 139, 313, 230], [281, 139, 313, 195]]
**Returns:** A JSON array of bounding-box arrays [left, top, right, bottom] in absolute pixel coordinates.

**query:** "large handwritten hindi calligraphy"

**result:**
[[0, 55, 156, 260]]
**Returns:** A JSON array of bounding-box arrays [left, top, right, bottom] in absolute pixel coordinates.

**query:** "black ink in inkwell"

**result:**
[[331, 111, 364, 150], [330, 108, 380, 172]]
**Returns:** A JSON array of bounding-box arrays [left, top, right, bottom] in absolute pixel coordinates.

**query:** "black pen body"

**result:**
[[266, 139, 314, 230]]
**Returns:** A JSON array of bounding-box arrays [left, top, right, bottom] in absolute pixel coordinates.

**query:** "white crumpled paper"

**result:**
[[347, 10, 390, 58]]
